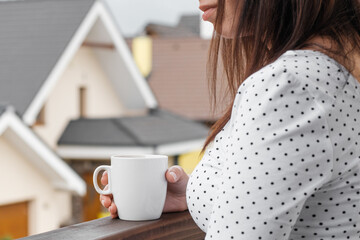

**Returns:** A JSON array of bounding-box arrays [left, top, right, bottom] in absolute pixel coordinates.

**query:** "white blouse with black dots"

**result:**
[[187, 50, 360, 239]]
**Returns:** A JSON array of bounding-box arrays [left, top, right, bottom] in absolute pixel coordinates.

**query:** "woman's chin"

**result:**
[[206, 19, 236, 39]]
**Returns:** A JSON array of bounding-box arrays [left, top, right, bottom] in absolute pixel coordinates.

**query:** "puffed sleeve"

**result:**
[[205, 66, 334, 239], [187, 126, 229, 232]]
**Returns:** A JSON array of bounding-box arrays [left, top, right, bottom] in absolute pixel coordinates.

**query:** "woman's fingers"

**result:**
[[109, 202, 118, 218], [99, 193, 117, 218], [99, 185, 113, 208], [100, 193, 118, 218], [100, 194, 112, 208], [163, 166, 189, 212], [166, 165, 186, 183], [101, 171, 108, 185]]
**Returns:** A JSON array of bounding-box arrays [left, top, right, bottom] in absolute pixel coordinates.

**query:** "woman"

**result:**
[[101, 0, 360, 238]]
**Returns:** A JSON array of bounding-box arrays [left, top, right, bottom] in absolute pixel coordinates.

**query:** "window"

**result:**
[[35, 105, 45, 125], [79, 87, 87, 117]]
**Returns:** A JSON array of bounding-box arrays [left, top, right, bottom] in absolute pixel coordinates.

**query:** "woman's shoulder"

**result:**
[[252, 49, 348, 81], [239, 49, 352, 102]]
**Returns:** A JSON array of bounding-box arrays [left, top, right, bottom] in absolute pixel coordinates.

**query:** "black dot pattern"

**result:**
[[186, 50, 360, 239]]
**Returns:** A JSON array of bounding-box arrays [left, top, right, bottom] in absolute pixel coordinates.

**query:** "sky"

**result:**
[[105, 0, 200, 37]]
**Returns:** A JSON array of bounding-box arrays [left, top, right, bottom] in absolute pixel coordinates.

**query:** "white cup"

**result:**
[[93, 154, 168, 221]]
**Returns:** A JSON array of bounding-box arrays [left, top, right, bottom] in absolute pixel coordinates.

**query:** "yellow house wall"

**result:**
[[33, 46, 125, 148], [0, 136, 72, 235]]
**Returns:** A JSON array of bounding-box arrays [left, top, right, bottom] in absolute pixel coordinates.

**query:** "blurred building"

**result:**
[[148, 37, 228, 124], [0, 0, 208, 237], [145, 15, 201, 38], [0, 106, 85, 239], [131, 15, 228, 125]]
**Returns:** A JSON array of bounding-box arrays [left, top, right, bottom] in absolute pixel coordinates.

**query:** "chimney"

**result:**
[[132, 36, 153, 78]]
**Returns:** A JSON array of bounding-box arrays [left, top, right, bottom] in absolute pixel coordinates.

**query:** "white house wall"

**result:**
[[33, 46, 126, 148], [92, 48, 151, 110], [54, 191, 72, 225], [0, 136, 72, 235], [86, 14, 112, 45]]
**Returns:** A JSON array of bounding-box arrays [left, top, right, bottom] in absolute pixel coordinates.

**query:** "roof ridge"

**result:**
[[111, 118, 146, 147]]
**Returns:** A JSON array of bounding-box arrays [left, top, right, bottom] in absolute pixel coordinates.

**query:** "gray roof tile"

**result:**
[[145, 14, 200, 38], [177, 15, 200, 35], [0, 105, 7, 116], [58, 109, 209, 147], [58, 118, 137, 146], [0, 0, 95, 115]]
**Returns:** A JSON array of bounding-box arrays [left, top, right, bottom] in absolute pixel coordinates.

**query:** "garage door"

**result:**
[[0, 201, 28, 239]]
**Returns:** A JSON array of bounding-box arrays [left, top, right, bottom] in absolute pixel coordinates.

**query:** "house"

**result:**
[[145, 15, 201, 38], [132, 15, 229, 124], [0, 105, 85, 239], [0, 0, 209, 231], [147, 37, 229, 124]]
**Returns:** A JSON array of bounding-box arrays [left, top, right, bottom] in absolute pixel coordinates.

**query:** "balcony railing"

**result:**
[[20, 211, 205, 240]]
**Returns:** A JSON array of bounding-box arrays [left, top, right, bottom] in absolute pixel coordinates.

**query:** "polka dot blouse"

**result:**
[[187, 50, 360, 239]]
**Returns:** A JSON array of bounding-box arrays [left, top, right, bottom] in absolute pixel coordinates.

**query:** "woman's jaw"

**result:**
[[199, 0, 239, 39]]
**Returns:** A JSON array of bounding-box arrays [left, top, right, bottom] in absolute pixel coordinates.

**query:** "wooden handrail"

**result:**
[[20, 211, 205, 240]]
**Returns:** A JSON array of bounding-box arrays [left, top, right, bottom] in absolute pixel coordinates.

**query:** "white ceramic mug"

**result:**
[[93, 155, 168, 221]]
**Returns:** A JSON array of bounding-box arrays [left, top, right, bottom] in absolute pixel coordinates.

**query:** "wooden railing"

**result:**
[[20, 211, 205, 240]]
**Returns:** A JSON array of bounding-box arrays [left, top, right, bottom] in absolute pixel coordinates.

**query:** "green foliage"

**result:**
[[0, 235, 13, 240]]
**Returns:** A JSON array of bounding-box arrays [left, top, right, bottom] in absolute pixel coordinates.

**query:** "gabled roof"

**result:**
[[0, 0, 95, 116], [177, 15, 201, 36], [145, 14, 200, 38], [0, 0, 157, 125], [57, 109, 209, 158], [0, 106, 86, 195]]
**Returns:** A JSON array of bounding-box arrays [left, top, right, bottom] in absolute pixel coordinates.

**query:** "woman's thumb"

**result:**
[[166, 165, 184, 183]]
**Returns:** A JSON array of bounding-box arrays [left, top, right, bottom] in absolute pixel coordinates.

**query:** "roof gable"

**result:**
[[0, 106, 85, 195], [0, 0, 95, 116], [0, 0, 157, 125]]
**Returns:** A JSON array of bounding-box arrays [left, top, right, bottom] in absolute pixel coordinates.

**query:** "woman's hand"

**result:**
[[99, 165, 189, 218], [99, 171, 118, 218], [163, 165, 189, 212]]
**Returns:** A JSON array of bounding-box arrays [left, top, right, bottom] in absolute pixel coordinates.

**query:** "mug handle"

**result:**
[[93, 165, 112, 195]]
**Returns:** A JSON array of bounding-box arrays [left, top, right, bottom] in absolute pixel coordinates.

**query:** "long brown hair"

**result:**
[[203, 0, 360, 150]]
